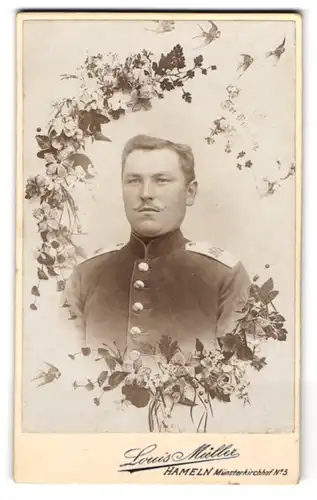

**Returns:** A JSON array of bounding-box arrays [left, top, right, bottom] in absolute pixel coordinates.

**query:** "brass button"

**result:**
[[138, 262, 149, 272], [134, 280, 145, 290], [132, 302, 144, 313], [130, 326, 142, 335]]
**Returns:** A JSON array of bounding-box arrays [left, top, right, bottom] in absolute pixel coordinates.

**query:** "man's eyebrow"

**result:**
[[123, 172, 142, 178], [152, 171, 175, 177]]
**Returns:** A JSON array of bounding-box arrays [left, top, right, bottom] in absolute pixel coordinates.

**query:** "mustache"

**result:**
[[135, 203, 164, 212]]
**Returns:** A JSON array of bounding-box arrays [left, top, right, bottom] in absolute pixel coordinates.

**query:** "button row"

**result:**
[[129, 262, 150, 338]]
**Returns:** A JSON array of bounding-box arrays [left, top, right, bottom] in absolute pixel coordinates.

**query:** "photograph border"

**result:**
[[14, 10, 302, 484]]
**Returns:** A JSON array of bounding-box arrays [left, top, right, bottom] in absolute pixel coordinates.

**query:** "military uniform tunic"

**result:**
[[65, 229, 251, 355]]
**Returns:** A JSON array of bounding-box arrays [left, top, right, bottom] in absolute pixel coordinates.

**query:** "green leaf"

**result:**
[[31, 285, 40, 297], [268, 290, 279, 302], [56, 280, 65, 292], [37, 147, 58, 159], [121, 385, 150, 408], [85, 379, 95, 391], [35, 134, 51, 150], [47, 267, 59, 277], [260, 278, 274, 299], [68, 153, 93, 171], [74, 246, 87, 259], [30, 303, 38, 311], [37, 252, 55, 267], [195, 338, 204, 352], [108, 371, 129, 389], [97, 370, 108, 387], [37, 268, 49, 280], [94, 131, 111, 142], [68, 354, 75, 360]]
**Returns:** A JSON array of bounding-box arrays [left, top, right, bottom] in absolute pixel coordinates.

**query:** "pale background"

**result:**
[[21, 18, 297, 433]]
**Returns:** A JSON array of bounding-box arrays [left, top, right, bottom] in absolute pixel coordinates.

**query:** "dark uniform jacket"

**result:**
[[65, 229, 251, 355]]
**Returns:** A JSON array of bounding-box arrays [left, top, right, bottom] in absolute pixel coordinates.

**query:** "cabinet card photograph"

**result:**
[[15, 11, 301, 484]]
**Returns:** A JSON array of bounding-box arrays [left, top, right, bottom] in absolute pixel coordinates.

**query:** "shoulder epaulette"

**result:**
[[83, 242, 125, 262], [185, 241, 239, 269]]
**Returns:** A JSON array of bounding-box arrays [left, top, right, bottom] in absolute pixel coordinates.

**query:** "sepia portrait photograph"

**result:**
[[15, 10, 301, 484]]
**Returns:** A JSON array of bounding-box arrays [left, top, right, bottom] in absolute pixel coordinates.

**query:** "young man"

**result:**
[[65, 134, 250, 355]]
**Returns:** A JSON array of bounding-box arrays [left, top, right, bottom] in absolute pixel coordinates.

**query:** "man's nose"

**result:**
[[140, 179, 155, 200]]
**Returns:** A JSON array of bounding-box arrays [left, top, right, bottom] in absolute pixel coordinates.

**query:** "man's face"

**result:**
[[122, 148, 197, 238]]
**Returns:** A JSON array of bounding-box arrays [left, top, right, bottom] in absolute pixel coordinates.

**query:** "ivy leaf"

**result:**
[[35, 134, 51, 150], [275, 314, 286, 322], [108, 107, 125, 120], [68, 153, 93, 171], [121, 385, 150, 408], [194, 55, 203, 67], [92, 110, 110, 125], [97, 370, 108, 387], [201, 68, 207, 75], [182, 92, 192, 103], [160, 78, 174, 91], [186, 69, 195, 79], [31, 285, 40, 297], [94, 131, 111, 142], [30, 303, 38, 311], [251, 356, 267, 371], [47, 267, 59, 277], [93, 397, 100, 406], [237, 150, 246, 159], [174, 80, 184, 87], [37, 268, 49, 280], [108, 371, 129, 389], [81, 347, 91, 356], [37, 252, 55, 267], [37, 147, 58, 159]]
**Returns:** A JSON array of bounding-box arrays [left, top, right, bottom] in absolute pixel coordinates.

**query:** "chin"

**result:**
[[133, 221, 164, 238]]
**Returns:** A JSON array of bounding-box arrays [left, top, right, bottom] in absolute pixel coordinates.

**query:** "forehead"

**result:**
[[123, 148, 182, 176]]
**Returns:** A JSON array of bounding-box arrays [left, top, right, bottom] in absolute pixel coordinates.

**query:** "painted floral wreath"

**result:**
[[26, 44, 288, 432], [25, 45, 216, 308]]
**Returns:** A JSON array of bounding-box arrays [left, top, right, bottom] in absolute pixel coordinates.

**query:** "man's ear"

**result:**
[[186, 180, 198, 206]]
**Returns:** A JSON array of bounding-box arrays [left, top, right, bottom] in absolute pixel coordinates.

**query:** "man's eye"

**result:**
[[156, 178, 170, 184], [126, 178, 140, 184]]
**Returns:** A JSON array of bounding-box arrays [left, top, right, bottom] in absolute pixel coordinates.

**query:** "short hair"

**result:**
[[121, 134, 196, 184]]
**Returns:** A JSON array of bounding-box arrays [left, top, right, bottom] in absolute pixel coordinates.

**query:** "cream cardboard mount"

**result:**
[[15, 11, 301, 484]]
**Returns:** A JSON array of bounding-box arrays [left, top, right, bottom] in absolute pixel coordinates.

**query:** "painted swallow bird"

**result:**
[[31, 362, 61, 387], [145, 20, 175, 33], [266, 36, 286, 63], [237, 54, 254, 78], [193, 20, 221, 47]]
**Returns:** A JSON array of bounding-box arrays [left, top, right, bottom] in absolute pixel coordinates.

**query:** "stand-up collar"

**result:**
[[129, 228, 186, 259]]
